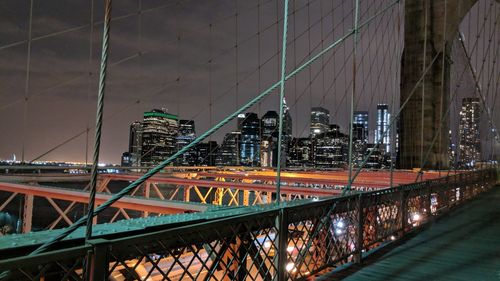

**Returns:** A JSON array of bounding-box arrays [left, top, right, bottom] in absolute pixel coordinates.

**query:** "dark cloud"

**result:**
[[0, 0, 498, 163]]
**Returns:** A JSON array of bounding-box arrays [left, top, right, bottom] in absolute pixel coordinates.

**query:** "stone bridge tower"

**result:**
[[398, 0, 499, 169]]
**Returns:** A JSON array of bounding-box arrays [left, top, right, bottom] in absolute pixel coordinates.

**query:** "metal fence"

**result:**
[[0, 168, 497, 281]]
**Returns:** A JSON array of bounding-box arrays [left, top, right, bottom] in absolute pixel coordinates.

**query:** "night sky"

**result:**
[[0, 0, 498, 164]]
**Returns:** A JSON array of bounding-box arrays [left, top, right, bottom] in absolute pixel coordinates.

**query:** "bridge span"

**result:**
[[0, 168, 496, 280]]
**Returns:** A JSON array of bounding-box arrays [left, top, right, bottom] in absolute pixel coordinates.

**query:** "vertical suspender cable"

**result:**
[[420, 0, 428, 174], [347, 0, 361, 191], [29, 0, 400, 255], [276, 0, 290, 204], [439, 0, 448, 176], [22, 0, 34, 163], [85, 0, 95, 166], [391, 0, 402, 188], [85, 0, 112, 242]]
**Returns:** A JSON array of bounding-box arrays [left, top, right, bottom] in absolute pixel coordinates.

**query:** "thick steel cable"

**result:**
[[291, 0, 396, 143], [417, 6, 500, 178], [460, 28, 500, 144], [85, 0, 112, 242], [38, 1, 308, 166], [29, 0, 399, 255], [420, 0, 429, 168], [276, 0, 290, 203], [347, 0, 361, 191], [85, 0, 95, 165], [21, 0, 34, 163], [0, 0, 273, 113], [344, 50, 441, 194]]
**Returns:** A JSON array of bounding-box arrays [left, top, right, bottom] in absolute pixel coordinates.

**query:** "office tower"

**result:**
[[128, 121, 142, 166], [353, 111, 369, 142], [458, 97, 481, 167], [260, 111, 277, 167], [365, 144, 384, 169], [196, 141, 218, 166], [288, 137, 312, 167], [176, 120, 197, 166], [313, 130, 348, 168], [352, 124, 367, 166], [352, 124, 366, 141], [237, 113, 246, 131], [448, 130, 457, 168], [121, 152, 132, 167], [375, 104, 391, 153], [240, 113, 260, 166], [310, 107, 330, 137], [216, 132, 240, 166], [141, 109, 179, 166]]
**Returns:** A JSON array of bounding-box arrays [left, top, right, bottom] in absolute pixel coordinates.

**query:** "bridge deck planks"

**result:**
[[330, 186, 500, 281]]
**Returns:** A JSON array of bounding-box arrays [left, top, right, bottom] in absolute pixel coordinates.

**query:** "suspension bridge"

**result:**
[[0, 0, 499, 280]]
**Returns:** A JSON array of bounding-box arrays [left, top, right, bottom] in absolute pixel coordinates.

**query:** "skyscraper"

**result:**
[[197, 141, 218, 166], [458, 97, 481, 167], [313, 130, 348, 168], [141, 109, 179, 166], [375, 104, 391, 153], [237, 113, 246, 131], [310, 107, 330, 137], [239, 113, 260, 166], [353, 111, 369, 142], [216, 132, 240, 166], [176, 120, 196, 166], [261, 111, 278, 167], [128, 121, 142, 166], [288, 137, 312, 167]]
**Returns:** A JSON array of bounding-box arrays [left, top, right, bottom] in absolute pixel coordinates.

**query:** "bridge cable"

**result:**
[[276, 0, 290, 203], [84, 0, 95, 165], [346, 0, 361, 192], [85, 0, 112, 242], [21, 0, 34, 163], [29, 0, 401, 255]]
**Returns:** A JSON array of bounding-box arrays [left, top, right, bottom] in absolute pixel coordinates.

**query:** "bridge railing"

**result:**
[[0, 168, 497, 280]]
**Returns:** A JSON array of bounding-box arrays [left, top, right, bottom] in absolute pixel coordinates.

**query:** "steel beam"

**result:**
[[0, 181, 210, 214]]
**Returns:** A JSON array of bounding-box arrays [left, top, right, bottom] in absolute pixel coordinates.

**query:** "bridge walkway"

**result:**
[[326, 186, 500, 281]]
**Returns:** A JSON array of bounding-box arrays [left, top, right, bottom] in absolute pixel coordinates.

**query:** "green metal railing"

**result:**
[[0, 168, 496, 280]]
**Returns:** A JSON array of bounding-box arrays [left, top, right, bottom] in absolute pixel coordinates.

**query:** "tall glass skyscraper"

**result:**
[[141, 109, 179, 166], [176, 120, 196, 166], [375, 104, 391, 153], [310, 107, 330, 137], [128, 121, 142, 166], [216, 132, 240, 166], [459, 97, 481, 167], [239, 112, 260, 166], [261, 111, 278, 167], [353, 111, 369, 142]]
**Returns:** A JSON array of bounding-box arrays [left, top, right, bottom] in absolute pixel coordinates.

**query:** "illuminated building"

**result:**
[[375, 104, 391, 153], [176, 120, 197, 166], [288, 137, 312, 167], [128, 121, 142, 166], [313, 130, 348, 168], [141, 109, 179, 166], [353, 111, 369, 142], [216, 132, 240, 166], [310, 107, 330, 137], [260, 111, 278, 167], [196, 141, 218, 166], [458, 97, 481, 167], [239, 113, 260, 166]]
